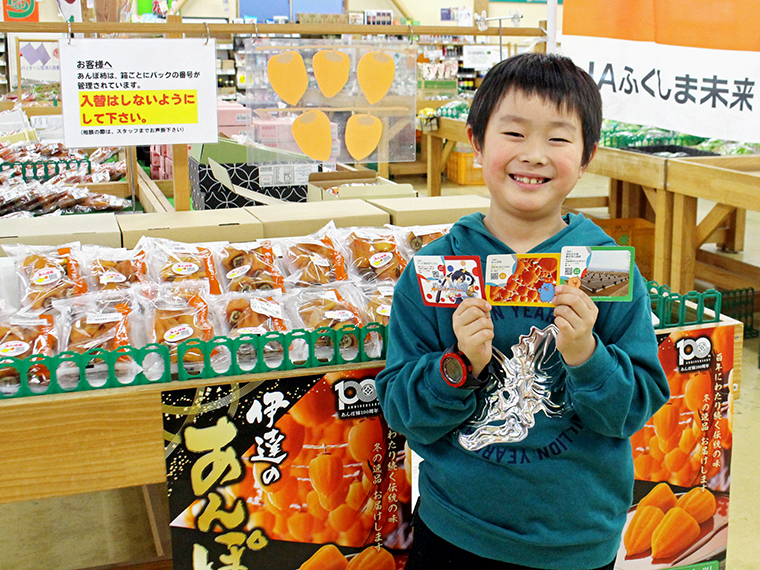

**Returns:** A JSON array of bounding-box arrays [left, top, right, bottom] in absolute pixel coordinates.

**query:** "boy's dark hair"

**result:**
[[466, 52, 602, 166]]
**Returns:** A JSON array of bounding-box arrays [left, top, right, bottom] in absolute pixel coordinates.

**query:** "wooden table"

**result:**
[[585, 147, 671, 285], [0, 362, 383, 569], [586, 148, 754, 295], [423, 117, 471, 197], [666, 155, 760, 294]]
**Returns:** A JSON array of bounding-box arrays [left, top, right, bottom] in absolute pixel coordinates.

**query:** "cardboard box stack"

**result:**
[[217, 99, 252, 139]]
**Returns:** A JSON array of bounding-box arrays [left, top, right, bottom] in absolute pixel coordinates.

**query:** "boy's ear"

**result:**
[[580, 143, 599, 176], [466, 125, 482, 161]]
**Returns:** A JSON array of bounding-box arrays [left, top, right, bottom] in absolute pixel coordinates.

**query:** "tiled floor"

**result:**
[[0, 172, 757, 570]]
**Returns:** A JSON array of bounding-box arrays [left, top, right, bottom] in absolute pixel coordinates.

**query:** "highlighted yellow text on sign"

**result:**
[[78, 90, 198, 127]]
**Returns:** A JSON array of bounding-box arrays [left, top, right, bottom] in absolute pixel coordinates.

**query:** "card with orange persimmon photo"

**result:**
[[616, 322, 737, 569], [162, 369, 412, 570], [485, 253, 560, 307]]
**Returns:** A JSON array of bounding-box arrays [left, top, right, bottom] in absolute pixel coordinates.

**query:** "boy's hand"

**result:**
[[552, 285, 598, 367], [452, 298, 494, 376]]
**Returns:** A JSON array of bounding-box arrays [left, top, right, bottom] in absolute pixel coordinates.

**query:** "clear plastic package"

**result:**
[[336, 226, 407, 283], [53, 290, 139, 386], [3, 243, 88, 311], [82, 244, 149, 291], [216, 241, 285, 293], [276, 222, 348, 288], [0, 311, 58, 394], [390, 222, 452, 259], [141, 282, 218, 369], [142, 237, 222, 295]]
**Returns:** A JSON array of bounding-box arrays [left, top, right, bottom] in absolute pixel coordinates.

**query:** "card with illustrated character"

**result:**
[[485, 254, 560, 306], [559, 246, 635, 302], [413, 255, 484, 307]]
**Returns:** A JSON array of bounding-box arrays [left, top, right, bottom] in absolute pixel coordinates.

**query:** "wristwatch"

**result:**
[[440, 344, 491, 389]]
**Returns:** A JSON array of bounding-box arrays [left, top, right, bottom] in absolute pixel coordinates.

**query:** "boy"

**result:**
[[375, 53, 669, 570]]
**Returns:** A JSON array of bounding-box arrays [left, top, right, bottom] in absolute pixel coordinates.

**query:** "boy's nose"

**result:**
[[518, 138, 548, 165]]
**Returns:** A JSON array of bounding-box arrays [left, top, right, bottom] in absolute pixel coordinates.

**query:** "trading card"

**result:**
[[414, 256, 484, 307], [560, 246, 635, 302], [485, 254, 560, 306]]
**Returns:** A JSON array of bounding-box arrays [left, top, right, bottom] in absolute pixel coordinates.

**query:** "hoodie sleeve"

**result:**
[[375, 271, 479, 445], [562, 271, 670, 439]]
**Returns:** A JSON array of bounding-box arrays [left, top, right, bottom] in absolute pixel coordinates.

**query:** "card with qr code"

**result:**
[[559, 246, 635, 301], [414, 256, 484, 307], [485, 254, 560, 306]]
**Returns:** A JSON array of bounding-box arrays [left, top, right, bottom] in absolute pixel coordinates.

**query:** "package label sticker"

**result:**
[[485, 254, 560, 306], [414, 255, 483, 307], [559, 246, 635, 302]]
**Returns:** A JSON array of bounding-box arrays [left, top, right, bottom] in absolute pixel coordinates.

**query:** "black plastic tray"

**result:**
[[620, 145, 718, 157]]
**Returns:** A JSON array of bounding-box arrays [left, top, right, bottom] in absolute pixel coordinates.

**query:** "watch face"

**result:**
[[442, 355, 465, 383]]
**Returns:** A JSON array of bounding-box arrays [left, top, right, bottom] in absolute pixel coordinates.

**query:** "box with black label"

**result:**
[[188, 138, 320, 210]]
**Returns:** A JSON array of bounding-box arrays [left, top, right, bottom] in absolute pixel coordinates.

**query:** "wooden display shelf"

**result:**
[[0, 361, 384, 507]]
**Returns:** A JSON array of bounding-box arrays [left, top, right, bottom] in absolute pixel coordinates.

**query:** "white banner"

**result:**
[[59, 38, 218, 148], [562, 35, 760, 143]]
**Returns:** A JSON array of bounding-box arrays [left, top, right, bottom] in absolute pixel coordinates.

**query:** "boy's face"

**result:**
[[468, 90, 594, 226]]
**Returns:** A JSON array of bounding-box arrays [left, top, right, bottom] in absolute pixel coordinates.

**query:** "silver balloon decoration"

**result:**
[[456, 324, 571, 451]]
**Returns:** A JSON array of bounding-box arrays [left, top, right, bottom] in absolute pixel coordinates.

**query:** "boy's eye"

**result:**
[[502, 132, 523, 137], [550, 138, 570, 143]]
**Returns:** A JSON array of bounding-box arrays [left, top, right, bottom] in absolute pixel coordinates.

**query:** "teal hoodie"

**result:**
[[376, 213, 669, 570]]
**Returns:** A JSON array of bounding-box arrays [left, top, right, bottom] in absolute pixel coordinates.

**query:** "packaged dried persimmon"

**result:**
[[55, 291, 136, 354], [143, 237, 222, 295], [54, 291, 139, 386], [217, 241, 285, 293], [292, 286, 365, 332], [143, 282, 217, 367], [3, 243, 88, 311], [0, 312, 57, 394], [276, 222, 348, 287], [211, 293, 294, 368], [291, 285, 367, 360], [82, 244, 148, 291], [212, 293, 291, 338], [363, 284, 395, 326], [390, 223, 452, 258], [337, 227, 407, 283]]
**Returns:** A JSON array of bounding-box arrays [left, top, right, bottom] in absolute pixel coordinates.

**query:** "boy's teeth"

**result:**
[[513, 175, 546, 184]]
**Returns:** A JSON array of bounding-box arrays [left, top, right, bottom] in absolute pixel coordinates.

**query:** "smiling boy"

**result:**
[[376, 53, 669, 570]]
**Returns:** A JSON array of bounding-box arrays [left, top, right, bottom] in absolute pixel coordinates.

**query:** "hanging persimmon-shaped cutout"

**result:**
[[345, 114, 383, 161], [292, 110, 333, 162], [357, 51, 395, 104], [313, 49, 350, 98], [267, 50, 308, 105]]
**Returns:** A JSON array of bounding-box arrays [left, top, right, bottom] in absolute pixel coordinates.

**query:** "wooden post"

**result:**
[[653, 189, 673, 286], [536, 21, 547, 53], [166, 14, 192, 211], [670, 193, 698, 293]]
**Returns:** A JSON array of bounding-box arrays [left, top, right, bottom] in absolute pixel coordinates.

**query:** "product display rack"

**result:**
[[0, 323, 387, 400]]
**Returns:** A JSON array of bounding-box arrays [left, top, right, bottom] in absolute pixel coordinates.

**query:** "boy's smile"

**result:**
[[468, 90, 594, 248]]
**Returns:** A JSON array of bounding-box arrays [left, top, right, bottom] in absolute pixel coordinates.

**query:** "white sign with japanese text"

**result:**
[[463, 45, 501, 71], [59, 38, 218, 148], [562, 35, 760, 143]]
